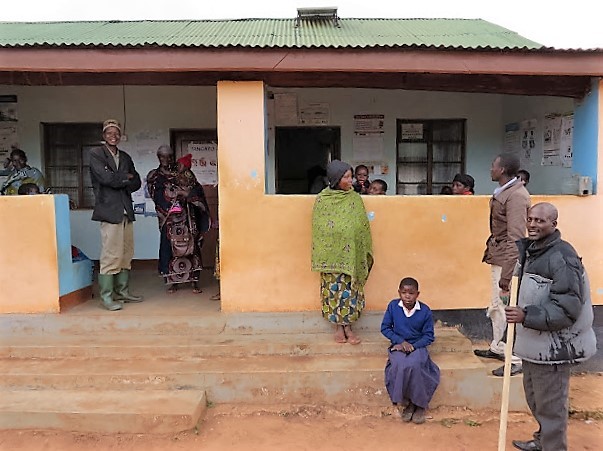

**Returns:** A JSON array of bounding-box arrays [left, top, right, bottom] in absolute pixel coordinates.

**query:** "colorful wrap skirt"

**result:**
[[320, 272, 365, 325]]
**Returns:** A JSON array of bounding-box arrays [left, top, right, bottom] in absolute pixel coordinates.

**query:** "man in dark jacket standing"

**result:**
[[506, 202, 596, 451], [474, 153, 530, 376], [90, 119, 143, 310]]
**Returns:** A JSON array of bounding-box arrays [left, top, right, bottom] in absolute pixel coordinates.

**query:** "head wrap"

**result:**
[[102, 119, 122, 133], [177, 153, 193, 169], [453, 173, 475, 190], [326, 160, 352, 189], [156, 145, 173, 156]]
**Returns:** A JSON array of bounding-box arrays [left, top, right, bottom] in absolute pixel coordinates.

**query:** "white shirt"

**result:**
[[398, 300, 421, 318], [493, 177, 519, 197]]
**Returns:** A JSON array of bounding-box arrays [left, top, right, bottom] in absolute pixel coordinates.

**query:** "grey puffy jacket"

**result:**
[[514, 230, 597, 364]]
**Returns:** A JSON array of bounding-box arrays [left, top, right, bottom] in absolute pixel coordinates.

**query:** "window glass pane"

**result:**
[[398, 163, 427, 183], [47, 145, 78, 166], [397, 183, 428, 195], [48, 167, 79, 188], [432, 163, 462, 183], [397, 143, 427, 162], [432, 121, 464, 141], [433, 143, 462, 162], [82, 146, 96, 166], [52, 187, 79, 205]]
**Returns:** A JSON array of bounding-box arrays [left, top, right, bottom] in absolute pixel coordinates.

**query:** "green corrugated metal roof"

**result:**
[[0, 18, 543, 49]]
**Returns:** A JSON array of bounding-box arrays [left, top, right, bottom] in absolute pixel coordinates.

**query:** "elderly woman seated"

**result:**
[[1, 148, 46, 195]]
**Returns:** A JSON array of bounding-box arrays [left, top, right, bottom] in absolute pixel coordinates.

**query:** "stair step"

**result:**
[[0, 329, 473, 359], [0, 389, 206, 434]]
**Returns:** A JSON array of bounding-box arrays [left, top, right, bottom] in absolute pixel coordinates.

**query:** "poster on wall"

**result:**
[[274, 92, 298, 125], [400, 123, 423, 140], [504, 122, 521, 155], [0, 95, 18, 166], [188, 142, 218, 185], [543, 115, 562, 151], [560, 114, 574, 168], [520, 119, 537, 163], [353, 114, 385, 134], [299, 103, 329, 125]]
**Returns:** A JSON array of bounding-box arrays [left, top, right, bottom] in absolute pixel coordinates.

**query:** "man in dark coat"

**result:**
[[89, 119, 143, 310], [506, 202, 596, 451]]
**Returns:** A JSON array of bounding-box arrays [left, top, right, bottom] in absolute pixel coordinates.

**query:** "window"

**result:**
[[396, 119, 466, 195], [44, 123, 103, 209]]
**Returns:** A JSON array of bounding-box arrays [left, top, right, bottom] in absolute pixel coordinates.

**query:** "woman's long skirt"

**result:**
[[385, 347, 440, 409], [320, 272, 365, 325]]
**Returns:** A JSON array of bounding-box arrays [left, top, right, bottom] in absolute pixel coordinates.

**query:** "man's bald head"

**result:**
[[527, 203, 558, 241]]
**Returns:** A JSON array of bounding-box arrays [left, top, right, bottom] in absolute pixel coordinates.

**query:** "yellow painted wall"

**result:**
[[0, 195, 60, 313], [218, 81, 603, 312]]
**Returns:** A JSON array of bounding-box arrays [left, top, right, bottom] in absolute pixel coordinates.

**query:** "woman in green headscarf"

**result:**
[[311, 160, 373, 345]]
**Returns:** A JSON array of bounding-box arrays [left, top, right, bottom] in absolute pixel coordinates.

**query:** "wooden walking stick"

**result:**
[[498, 274, 520, 451]]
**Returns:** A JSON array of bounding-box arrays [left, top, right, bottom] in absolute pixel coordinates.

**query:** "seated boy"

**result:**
[[368, 179, 388, 195], [381, 277, 440, 424]]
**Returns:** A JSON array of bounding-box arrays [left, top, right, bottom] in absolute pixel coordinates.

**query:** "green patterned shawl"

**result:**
[[311, 188, 373, 285]]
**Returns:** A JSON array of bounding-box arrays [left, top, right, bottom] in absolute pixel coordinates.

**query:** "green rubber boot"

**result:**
[[114, 269, 144, 303], [98, 274, 122, 311]]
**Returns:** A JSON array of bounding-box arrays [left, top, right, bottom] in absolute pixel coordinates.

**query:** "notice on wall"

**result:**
[[560, 115, 574, 168], [274, 92, 298, 126], [0, 95, 18, 164], [188, 142, 218, 185], [520, 119, 537, 163], [299, 102, 330, 125], [353, 114, 385, 134], [400, 123, 423, 140], [543, 115, 562, 152], [504, 122, 521, 155]]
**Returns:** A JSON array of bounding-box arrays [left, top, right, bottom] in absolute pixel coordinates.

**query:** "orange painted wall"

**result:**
[[219, 81, 603, 312], [0, 195, 60, 313]]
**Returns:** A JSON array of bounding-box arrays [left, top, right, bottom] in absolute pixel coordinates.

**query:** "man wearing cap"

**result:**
[[89, 119, 143, 311]]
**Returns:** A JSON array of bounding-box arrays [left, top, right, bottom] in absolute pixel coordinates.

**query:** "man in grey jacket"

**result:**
[[506, 202, 596, 451], [90, 119, 143, 310]]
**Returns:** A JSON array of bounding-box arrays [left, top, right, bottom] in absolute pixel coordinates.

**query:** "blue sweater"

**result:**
[[380, 300, 435, 349]]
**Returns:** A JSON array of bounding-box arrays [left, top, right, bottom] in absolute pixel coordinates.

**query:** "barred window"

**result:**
[[44, 123, 102, 209]]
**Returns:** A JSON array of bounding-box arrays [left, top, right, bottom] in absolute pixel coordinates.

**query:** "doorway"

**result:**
[[171, 129, 218, 270], [275, 127, 341, 194]]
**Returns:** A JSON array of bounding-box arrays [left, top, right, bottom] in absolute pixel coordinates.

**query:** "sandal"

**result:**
[[210, 292, 221, 301], [334, 326, 347, 343], [343, 326, 362, 345], [191, 282, 202, 294]]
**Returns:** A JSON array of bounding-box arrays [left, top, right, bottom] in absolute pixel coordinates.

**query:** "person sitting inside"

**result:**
[[518, 169, 530, 187], [451, 173, 475, 195], [17, 182, 41, 195], [353, 164, 370, 194], [440, 186, 453, 195], [368, 179, 388, 195], [381, 277, 440, 425], [0, 148, 46, 195]]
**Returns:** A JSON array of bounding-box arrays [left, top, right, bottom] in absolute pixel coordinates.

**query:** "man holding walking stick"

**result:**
[[505, 202, 596, 451]]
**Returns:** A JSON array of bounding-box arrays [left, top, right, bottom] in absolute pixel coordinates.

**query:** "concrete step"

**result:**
[[0, 311, 390, 336], [0, 352, 527, 411], [0, 389, 206, 434], [0, 329, 473, 359]]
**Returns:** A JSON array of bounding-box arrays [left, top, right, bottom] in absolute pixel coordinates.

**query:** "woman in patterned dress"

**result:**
[[311, 160, 373, 344]]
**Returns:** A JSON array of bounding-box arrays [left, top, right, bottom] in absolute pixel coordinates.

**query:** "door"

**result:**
[[171, 129, 218, 269]]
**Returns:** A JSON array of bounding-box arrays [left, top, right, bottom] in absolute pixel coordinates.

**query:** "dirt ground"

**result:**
[[1, 374, 602, 450]]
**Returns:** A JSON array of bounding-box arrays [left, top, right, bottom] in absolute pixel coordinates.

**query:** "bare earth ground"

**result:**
[[2, 374, 602, 451]]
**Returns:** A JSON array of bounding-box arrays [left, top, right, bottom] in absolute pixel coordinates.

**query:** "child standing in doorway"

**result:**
[[381, 277, 440, 424]]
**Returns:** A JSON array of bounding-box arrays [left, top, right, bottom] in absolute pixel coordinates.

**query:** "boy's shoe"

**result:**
[[492, 364, 522, 377], [412, 407, 426, 424], [400, 403, 416, 422], [473, 349, 505, 361], [512, 439, 542, 451]]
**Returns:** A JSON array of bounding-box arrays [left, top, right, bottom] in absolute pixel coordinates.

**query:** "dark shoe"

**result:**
[[98, 274, 122, 311], [512, 439, 542, 451], [474, 349, 505, 361], [492, 363, 523, 377], [412, 407, 426, 424], [114, 270, 144, 303], [400, 403, 416, 422]]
